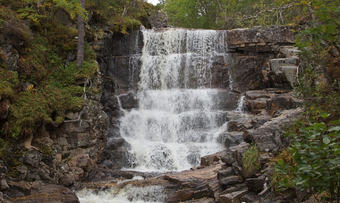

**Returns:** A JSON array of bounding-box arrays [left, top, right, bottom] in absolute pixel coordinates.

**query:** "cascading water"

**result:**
[[77, 28, 239, 203], [119, 28, 230, 172]]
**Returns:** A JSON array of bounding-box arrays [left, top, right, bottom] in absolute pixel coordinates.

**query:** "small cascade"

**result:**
[[119, 28, 231, 172], [236, 96, 245, 112]]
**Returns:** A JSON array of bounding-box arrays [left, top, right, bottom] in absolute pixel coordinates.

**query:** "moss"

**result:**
[[0, 68, 19, 100], [0, 138, 24, 178], [242, 144, 261, 177], [39, 144, 53, 156]]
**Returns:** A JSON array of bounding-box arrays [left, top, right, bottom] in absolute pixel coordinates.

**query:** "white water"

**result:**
[[119, 28, 230, 172], [78, 28, 237, 202], [77, 185, 165, 203], [236, 96, 245, 112]]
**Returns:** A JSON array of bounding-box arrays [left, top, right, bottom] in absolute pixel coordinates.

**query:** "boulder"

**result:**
[[201, 151, 226, 167], [245, 108, 302, 153], [219, 176, 243, 187], [218, 132, 244, 148], [10, 184, 79, 203]]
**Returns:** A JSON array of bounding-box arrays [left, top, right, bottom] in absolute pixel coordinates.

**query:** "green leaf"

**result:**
[[323, 137, 330, 144], [328, 126, 340, 132]]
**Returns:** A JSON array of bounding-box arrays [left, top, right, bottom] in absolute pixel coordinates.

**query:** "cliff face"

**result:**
[[0, 25, 301, 202]]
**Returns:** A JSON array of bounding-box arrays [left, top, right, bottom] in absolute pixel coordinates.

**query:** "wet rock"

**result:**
[[219, 189, 248, 203], [117, 91, 138, 110], [10, 184, 79, 203], [219, 176, 243, 187], [106, 137, 126, 150]]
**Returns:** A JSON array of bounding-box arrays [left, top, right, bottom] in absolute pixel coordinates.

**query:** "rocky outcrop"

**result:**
[[226, 26, 295, 52], [0, 72, 109, 201], [8, 182, 79, 203], [227, 26, 298, 92]]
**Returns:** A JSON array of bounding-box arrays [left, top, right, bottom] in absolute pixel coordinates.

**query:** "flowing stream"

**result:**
[[78, 28, 237, 202]]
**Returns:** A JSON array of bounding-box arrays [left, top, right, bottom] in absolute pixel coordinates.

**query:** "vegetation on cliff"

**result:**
[[0, 0, 152, 140]]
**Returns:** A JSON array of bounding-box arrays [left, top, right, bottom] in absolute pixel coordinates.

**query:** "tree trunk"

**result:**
[[77, 0, 85, 67]]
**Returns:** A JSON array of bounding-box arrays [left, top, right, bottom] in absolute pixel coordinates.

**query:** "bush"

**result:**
[[242, 144, 261, 177], [275, 115, 340, 201]]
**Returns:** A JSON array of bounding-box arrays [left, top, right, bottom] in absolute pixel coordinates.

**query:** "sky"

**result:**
[[147, 0, 160, 5]]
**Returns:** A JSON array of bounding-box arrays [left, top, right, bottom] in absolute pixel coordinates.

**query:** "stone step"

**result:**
[[219, 189, 248, 203], [269, 57, 299, 73], [280, 46, 301, 58], [281, 65, 298, 87]]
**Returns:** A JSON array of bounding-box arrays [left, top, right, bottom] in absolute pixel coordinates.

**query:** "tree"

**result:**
[[77, 0, 85, 67]]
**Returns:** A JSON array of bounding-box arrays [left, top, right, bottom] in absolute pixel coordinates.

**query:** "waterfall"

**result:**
[[119, 28, 230, 172]]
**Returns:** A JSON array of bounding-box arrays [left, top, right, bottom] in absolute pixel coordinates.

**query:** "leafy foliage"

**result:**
[[274, 115, 340, 201]]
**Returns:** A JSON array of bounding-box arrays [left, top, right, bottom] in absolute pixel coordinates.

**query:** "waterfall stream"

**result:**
[[120, 28, 229, 172], [78, 28, 237, 202]]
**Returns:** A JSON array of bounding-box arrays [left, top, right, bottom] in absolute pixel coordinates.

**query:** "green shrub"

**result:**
[[275, 115, 340, 201]]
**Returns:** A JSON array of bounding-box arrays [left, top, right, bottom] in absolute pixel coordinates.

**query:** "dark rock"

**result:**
[[217, 167, 234, 179], [240, 192, 260, 203], [246, 178, 265, 193], [218, 132, 243, 148], [147, 10, 168, 28], [117, 92, 138, 110], [106, 137, 126, 150], [246, 108, 302, 153], [219, 176, 243, 187], [221, 152, 235, 166], [184, 197, 215, 203], [266, 93, 300, 116], [0, 179, 9, 190], [23, 151, 42, 167], [60, 173, 75, 187], [201, 151, 226, 167], [229, 142, 250, 166], [221, 183, 247, 194], [68, 154, 94, 171]]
